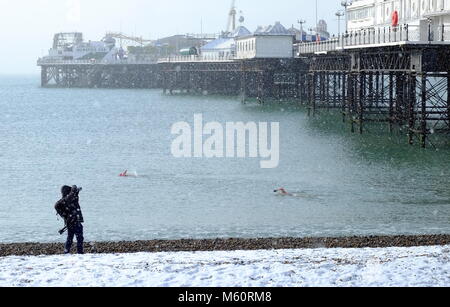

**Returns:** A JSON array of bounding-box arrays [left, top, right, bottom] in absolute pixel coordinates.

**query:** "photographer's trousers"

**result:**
[[65, 223, 84, 254]]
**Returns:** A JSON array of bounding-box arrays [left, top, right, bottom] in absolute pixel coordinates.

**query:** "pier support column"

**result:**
[[311, 72, 317, 116], [342, 73, 347, 123], [168, 71, 174, 95], [306, 74, 312, 114], [321, 73, 326, 106], [375, 72, 380, 109], [368, 72, 374, 109], [326, 73, 331, 109], [358, 73, 365, 134], [40, 67, 48, 87], [395, 73, 405, 127], [380, 72, 385, 109], [408, 73, 417, 145], [420, 74, 428, 148], [307, 72, 315, 116], [169, 71, 175, 95], [257, 71, 265, 104], [447, 72, 450, 130], [389, 73, 394, 132], [332, 73, 337, 109], [304, 72, 310, 104], [348, 74, 356, 132], [300, 73, 307, 104], [162, 72, 167, 94], [240, 66, 247, 104], [202, 72, 209, 96], [294, 73, 300, 102], [316, 73, 321, 107]]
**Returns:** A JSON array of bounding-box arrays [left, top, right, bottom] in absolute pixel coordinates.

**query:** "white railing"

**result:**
[[37, 58, 157, 65], [38, 54, 236, 65], [297, 24, 450, 55], [157, 54, 235, 63]]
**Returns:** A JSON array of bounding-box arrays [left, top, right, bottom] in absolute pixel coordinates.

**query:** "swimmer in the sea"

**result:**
[[119, 170, 140, 178], [274, 188, 293, 196]]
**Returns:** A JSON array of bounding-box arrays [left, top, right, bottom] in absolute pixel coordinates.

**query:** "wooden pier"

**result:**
[[301, 44, 450, 147], [158, 58, 308, 101], [39, 60, 160, 89]]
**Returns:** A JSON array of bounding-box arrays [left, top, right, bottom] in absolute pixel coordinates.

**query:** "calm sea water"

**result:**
[[0, 75, 449, 243]]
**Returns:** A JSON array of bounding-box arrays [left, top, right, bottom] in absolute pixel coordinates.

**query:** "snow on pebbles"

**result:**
[[0, 245, 449, 287]]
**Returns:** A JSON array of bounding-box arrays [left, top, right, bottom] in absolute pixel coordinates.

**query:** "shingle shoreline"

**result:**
[[1, 235, 450, 257]]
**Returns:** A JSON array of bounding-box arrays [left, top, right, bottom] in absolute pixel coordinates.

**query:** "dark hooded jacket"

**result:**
[[55, 186, 84, 227]]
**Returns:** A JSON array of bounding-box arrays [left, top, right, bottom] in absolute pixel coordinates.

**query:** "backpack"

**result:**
[[55, 201, 69, 220]]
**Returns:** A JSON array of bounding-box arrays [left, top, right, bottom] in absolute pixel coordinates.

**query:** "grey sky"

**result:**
[[0, 0, 342, 74]]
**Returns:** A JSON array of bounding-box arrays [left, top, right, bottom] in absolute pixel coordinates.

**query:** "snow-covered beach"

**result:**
[[1, 245, 449, 287]]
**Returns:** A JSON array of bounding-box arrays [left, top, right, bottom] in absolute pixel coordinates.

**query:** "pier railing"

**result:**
[[157, 54, 235, 63], [37, 58, 157, 65], [38, 55, 235, 65], [297, 24, 450, 55]]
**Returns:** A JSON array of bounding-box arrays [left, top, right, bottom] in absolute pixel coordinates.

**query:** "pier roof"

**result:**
[[257, 22, 291, 36], [200, 38, 235, 51], [232, 26, 251, 38]]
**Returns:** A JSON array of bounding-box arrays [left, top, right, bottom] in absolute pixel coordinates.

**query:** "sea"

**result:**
[[0, 75, 449, 243]]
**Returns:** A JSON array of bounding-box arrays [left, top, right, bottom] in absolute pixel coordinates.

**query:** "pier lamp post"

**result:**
[[315, 0, 319, 38], [341, 0, 353, 33], [298, 19, 306, 42], [336, 11, 345, 36]]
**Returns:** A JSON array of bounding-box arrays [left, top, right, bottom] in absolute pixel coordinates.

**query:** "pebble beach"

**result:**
[[2, 234, 450, 257]]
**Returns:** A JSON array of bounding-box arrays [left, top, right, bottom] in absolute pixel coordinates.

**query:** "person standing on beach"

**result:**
[[55, 185, 85, 254]]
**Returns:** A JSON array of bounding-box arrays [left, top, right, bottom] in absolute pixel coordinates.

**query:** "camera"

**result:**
[[72, 186, 82, 195]]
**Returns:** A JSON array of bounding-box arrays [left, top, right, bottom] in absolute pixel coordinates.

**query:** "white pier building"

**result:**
[[347, 0, 450, 31], [297, 0, 450, 55]]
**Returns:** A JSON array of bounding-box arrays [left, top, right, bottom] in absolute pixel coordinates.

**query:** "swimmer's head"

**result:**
[[274, 188, 288, 194]]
